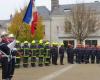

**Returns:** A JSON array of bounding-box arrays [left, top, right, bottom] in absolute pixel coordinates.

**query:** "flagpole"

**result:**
[[50, 13, 52, 45]]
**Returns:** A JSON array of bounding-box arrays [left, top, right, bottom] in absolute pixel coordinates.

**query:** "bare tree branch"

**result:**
[[64, 3, 100, 44]]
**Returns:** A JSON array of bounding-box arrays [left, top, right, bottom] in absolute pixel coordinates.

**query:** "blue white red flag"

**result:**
[[23, 0, 33, 24], [23, 0, 38, 34]]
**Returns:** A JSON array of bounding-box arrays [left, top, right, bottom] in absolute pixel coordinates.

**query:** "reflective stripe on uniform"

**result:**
[[12, 56, 16, 58], [45, 62, 49, 63], [15, 64, 20, 65], [23, 56, 29, 57], [23, 48, 29, 50], [23, 63, 28, 64], [32, 56, 36, 57], [31, 49, 37, 50], [31, 62, 36, 63], [2, 55, 9, 58], [16, 57, 20, 58]]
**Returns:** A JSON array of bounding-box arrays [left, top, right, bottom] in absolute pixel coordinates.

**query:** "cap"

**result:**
[[32, 40, 35, 44], [24, 41, 28, 43], [1, 31, 8, 38], [8, 34, 14, 38], [16, 40, 20, 43]]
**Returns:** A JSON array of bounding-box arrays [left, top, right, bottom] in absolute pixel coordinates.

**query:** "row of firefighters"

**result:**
[[1, 40, 100, 68], [14, 40, 64, 67]]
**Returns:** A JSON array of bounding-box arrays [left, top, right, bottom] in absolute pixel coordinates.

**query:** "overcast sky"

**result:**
[[0, 0, 100, 20]]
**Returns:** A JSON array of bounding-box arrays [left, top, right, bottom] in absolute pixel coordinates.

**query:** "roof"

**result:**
[[0, 20, 10, 28], [36, 2, 100, 18], [0, 20, 10, 24], [52, 2, 100, 15], [37, 6, 50, 20]]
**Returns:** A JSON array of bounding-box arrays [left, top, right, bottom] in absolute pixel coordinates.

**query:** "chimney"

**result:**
[[51, 0, 59, 11], [94, 1, 99, 3]]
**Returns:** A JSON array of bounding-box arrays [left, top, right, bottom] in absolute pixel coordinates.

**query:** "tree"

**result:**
[[65, 3, 100, 44], [8, 7, 44, 42], [34, 17, 45, 40]]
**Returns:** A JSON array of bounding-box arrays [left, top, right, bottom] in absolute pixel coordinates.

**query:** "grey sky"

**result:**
[[0, 0, 100, 20]]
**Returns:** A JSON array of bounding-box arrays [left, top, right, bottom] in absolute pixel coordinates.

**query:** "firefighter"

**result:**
[[79, 44, 85, 64], [38, 40, 44, 67], [15, 40, 21, 68], [0, 60, 1, 68], [51, 42, 58, 65], [22, 41, 30, 68], [7, 34, 17, 80], [0, 45, 1, 67], [44, 42, 51, 66], [0, 32, 16, 80], [0, 32, 10, 80], [90, 45, 96, 63], [67, 44, 74, 64], [30, 40, 37, 67], [84, 45, 90, 64], [0, 41, 10, 80], [74, 44, 82, 64], [96, 46, 100, 64], [59, 43, 65, 65]]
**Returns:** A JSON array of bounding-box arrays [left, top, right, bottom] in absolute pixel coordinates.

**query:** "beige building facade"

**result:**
[[1, 0, 100, 47]]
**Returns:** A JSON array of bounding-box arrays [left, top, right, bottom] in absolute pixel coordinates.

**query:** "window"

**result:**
[[65, 20, 72, 33], [64, 9, 71, 12], [63, 40, 74, 48], [85, 40, 97, 46]]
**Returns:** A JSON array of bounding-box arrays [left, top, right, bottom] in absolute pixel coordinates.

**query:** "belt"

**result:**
[[0, 50, 11, 62], [2, 55, 9, 58]]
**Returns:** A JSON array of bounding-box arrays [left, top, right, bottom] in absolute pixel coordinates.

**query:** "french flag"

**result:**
[[23, 0, 38, 34]]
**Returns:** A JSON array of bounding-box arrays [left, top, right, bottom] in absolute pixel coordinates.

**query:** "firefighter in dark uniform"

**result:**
[[30, 40, 37, 67], [0, 59, 1, 68], [90, 45, 96, 63], [38, 40, 44, 67], [74, 44, 82, 64], [80, 45, 85, 63], [51, 43, 58, 65], [59, 43, 65, 65], [7, 34, 17, 80], [88, 45, 92, 63], [0, 32, 16, 80], [0, 54, 2, 68], [44, 42, 51, 66], [0, 48, 1, 67], [67, 44, 74, 64], [84, 45, 89, 64], [22, 41, 30, 67], [96, 46, 100, 64], [0, 36, 10, 80], [15, 40, 21, 68]]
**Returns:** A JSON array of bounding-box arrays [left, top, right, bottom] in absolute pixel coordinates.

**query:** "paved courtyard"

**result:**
[[0, 59, 100, 80]]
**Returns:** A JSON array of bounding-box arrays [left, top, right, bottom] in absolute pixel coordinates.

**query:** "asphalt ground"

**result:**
[[0, 58, 100, 80]]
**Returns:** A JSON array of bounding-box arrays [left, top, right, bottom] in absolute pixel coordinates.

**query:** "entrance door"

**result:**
[[63, 40, 74, 48]]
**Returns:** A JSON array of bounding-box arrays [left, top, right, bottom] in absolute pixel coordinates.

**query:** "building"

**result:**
[[0, 20, 10, 34], [0, 15, 12, 34], [1, 0, 100, 47], [37, 0, 100, 47]]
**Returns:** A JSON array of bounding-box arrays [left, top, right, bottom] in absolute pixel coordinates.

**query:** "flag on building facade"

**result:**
[[23, 0, 38, 34]]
